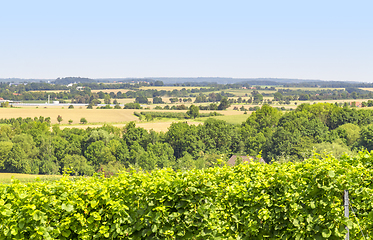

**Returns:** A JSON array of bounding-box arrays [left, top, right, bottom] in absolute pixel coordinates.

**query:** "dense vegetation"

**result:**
[[1, 151, 373, 239], [1, 103, 373, 176]]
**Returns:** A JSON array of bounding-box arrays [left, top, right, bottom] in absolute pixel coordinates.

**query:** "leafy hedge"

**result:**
[[1, 151, 373, 239], [134, 111, 223, 120]]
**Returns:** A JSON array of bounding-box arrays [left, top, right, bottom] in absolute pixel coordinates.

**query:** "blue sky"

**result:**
[[0, 0, 372, 81]]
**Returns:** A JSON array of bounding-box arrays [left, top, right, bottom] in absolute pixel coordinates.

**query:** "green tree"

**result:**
[[135, 96, 149, 104], [57, 115, 63, 124], [0, 141, 13, 170], [5, 134, 39, 174], [145, 114, 153, 122], [153, 97, 163, 104], [273, 92, 283, 101], [335, 123, 360, 147], [359, 124, 373, 151], [104, 95, 111, 104], [187, 105, 200, 119], [218, 97, 230, 110], [253, 94, 263, 103], [61, 154, 94, 176], [123, 122, 149, 148], [244, 105, 282, 132], [165, 122, 204, 159], [176, 152, 196, 170], [80, 118, 87, 124]]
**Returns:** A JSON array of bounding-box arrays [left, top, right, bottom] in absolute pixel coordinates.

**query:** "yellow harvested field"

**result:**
[[0, 108, 138, 124], [360, 88, 373, 92]]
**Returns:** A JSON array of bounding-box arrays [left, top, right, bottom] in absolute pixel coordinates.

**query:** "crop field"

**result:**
[[360, 88, 373, 92]]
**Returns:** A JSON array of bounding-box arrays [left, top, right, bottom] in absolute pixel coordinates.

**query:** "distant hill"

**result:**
[[151, 77, 323, 85], [0, 78, 53, 83], [1, 77, 369, 87]]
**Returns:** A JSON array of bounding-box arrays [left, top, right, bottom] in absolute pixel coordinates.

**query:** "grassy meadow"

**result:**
[[0, 173, 62, 184]]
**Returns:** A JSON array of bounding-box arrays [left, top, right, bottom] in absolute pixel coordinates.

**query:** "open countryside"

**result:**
[[2, 0, 373, 238]]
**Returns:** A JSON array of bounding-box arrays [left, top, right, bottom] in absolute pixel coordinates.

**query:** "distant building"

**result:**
[[352, 101, 362, 107], [67, 82, 77, 87]]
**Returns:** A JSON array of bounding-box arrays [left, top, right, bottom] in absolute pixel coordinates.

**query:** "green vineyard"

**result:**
[[1, 151, 373, 239]]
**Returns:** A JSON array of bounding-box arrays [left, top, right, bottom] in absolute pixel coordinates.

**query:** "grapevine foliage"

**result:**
[[1, 151, 373, 239]]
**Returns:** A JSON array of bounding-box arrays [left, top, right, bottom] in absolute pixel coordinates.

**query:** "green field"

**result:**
[[0, 173, 62, 183]]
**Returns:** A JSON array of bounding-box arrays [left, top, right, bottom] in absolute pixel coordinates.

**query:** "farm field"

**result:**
[[360, 88, 373, 92]]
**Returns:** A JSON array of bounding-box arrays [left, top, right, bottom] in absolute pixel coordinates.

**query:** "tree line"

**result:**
[[1, 103, 373, 176]]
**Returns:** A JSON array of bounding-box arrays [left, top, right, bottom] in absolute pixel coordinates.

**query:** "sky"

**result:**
[[0, 0, 372, 82]]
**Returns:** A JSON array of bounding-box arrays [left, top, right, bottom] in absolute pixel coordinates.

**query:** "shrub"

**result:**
[[80, 118, 87, 124], [124, 103, 142, 109], [1, 151, 373, 238]]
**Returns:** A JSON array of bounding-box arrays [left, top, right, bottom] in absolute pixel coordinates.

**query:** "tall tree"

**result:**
[[187, 105, 200, 119]]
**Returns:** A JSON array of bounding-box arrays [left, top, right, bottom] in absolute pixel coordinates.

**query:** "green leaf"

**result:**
[[61, 203, 74, 212], [346, 220, 353, 229], [33, 210, 42, 221], [62, 230, 71, 237], [87, 216, 95, 224], [90, 200, 98, 208], [328, 170, 335, 178], [321, 229, 331, 238]]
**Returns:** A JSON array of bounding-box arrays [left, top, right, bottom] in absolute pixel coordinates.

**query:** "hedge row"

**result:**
[[1, 151, 373, 239], [134, 111, 223, 120]]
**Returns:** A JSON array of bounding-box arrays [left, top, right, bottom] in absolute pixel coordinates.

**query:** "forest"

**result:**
[[1, 103, 373, 176]]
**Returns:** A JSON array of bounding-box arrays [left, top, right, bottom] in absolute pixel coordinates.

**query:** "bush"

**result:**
[[68, 105, 74, 109], [1, 151, 373, 238], [80, 118, 87, 124], [124, 103, 142, 109], [98, 104, 112, 109]]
